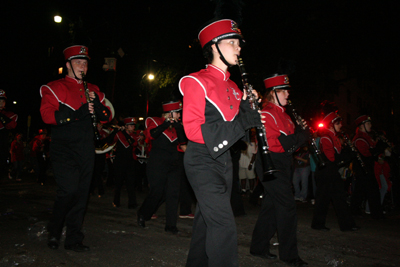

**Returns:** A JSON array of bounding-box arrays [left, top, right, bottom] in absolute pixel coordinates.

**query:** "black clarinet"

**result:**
[[287, 100, 326, 168], [237, 56, 278, 181], [341, 131, 368, 174], [81, 72, 101, 141]]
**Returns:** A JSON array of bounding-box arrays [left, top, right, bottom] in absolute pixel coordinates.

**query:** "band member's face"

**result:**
[[0, 99, 5, 109], [276, 90, 289, 106], [126, 124, 135, 133], [213, 39, 241, 65], [364, 122, 372, 132], [67, 59, 88, 79], [334, 121, 342, 132], [172, 111, 181, 119]]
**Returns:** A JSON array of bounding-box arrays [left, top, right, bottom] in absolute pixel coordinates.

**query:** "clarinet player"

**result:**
[[250, 74, 309, 267], [40, 45, 112, 252], [179, 19, 262, 267]]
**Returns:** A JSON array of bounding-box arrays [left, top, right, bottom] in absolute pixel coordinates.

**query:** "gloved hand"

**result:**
[[0, 113, 11, 125], [54, 103, 90, 125], [237, 108, 262, 131]]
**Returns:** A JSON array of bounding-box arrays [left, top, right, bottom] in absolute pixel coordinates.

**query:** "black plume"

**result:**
[[213, 0, 244, 26]]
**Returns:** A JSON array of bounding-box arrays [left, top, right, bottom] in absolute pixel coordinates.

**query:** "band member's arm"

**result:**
[[89, 89, 112, 122], [320, 137, 336, 162], [148, 120, 171, 139], [262, 111, 308, 153], [0, 111, 17, 129], [354, 138, 372, 157], [40, 85, 90, 125]]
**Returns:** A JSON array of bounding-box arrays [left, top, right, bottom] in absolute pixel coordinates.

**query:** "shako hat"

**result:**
[[322, 112, 342, 126], [162, 101, 182, 113], [63, 45, 90, 61], [123, 117, 136, 125], [264, 74, 291, 90], [0, 89, 7, 99], [355, 115, 371, 126], [198, 19, 243, 48]]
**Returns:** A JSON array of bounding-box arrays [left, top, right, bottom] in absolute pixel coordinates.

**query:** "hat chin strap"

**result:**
[[215, 43, 234, 68], [68, 60, 82, 81], [274, 90, 283, 107]]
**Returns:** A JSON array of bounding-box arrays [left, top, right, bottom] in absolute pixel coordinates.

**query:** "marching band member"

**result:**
[[31, 129, 49, 185], [0, 90, 17, 179], [350, 115, 385, 219], [137, 101, 186, 234], [40, 45, 112, 252], [179, 19, 262, 267], [112, 117, 139, 209], [311, 112, 359, 232], [250, 74, 309, 267]]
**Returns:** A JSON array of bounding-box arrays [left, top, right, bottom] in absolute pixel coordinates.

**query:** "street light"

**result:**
[[143, 73, 155, 118], [53, 15, 75, 43], [54, 15, 62, 23]]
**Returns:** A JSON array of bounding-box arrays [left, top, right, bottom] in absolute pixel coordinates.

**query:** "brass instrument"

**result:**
[[237, 56, 278, 181], [341, 131, 368, 174], [287, 100, 326, 168], [81, 71, 101, 141]]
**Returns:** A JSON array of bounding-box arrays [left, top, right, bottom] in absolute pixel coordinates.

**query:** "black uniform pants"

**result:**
[[350, 172, 383, 219], [251, 153, 299, 262], [312, 163, 356, 230], [184, 142, 238, 267], [113, 158, 136, 207], [90, 153, 106, 196], [138, 150, 183, 227], [179, 174, 195, 216], [48, 141, 94, 246]]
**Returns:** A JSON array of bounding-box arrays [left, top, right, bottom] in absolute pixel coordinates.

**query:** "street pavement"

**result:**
[[1, 172, 399, 267]]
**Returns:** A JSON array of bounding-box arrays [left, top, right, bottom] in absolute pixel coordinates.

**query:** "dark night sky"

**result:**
[[2, 0, 399, 136]]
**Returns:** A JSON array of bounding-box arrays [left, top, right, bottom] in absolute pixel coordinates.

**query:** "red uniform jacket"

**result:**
[[114, 130, 139, 160], [10, 140, 24, 162], [261, 102, 295, 153], [353, 129, 375, 157], [179, 64, 244, 158], [0, 109, 18, 130], [320, 128, 342, 162], [40, 75, 111, 125]]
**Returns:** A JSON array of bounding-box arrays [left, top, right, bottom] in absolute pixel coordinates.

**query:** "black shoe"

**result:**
[[311, 225, 330, 231], [341, 226, 360, 232], [137, 214, 146, 228], [165, 226, 179, 234], [47, 237, 59, 250], [282, 257, 308, 267], [250, 251, 277, 260], [64, 243, 90, 252]]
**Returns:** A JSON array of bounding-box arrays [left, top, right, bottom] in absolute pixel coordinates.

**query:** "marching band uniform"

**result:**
[[112, 117, 138, 208], [137, 101, 186, 234], [250, 74, 308, 267], [40, 45, 112, 251], [31, 129, 49, 184], [350, 115, 385, 219], [0, 90, 18, 178], [179, 20, 261, 267], [311, 112, 358, 231], [10, 133, 24, 181]]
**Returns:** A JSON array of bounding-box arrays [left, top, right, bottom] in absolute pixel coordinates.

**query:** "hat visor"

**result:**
[[270, 85, 291, 90], [67, 55, 90, 61]]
